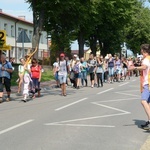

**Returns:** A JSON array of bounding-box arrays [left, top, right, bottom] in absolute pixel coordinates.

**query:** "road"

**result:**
[[0, 77, 149, 150]]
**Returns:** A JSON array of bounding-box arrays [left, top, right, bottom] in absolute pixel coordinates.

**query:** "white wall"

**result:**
[[0, 15, 48, 63]]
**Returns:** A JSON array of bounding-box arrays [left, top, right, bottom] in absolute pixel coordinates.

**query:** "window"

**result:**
[[11, 47, 14, 57], [18, 27, 22, 37], [24, 49, 28, 56], [4, 23, 8, 35], [40, 34, 43, 44], [29, 31, 32, 41], [18, 48, 22, 59], [11, 25, 14, 37]]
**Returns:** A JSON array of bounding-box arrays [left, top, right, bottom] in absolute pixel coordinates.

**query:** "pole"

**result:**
[[22, 29, 24, 58]]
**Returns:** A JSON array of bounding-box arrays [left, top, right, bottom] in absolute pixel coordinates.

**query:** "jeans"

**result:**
[[81, 71, 87, 86]]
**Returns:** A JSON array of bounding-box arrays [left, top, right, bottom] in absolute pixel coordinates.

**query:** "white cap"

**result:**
[[76, 57, 80, 61], [73, 54, 78, 57]]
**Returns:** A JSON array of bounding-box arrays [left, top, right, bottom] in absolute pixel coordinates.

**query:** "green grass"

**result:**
[[11, 69, 54, 86]]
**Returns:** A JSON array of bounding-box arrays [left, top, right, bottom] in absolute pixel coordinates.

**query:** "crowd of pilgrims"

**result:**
[[53, 53, 142, 89]]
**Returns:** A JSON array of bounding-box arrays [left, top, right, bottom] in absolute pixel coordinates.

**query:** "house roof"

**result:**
[[0, 11, 33, 26]]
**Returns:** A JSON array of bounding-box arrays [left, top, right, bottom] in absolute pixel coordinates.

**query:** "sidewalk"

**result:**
[[10, 80, 56, 93]]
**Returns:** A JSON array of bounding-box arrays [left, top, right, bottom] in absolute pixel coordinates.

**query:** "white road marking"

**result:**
[[96, 98, 137, 103], [132, 79, 136, 82], [46, 101, 130, 125], [48, 123, 115, 128], [119, 82, 129, 87], [97, 88, 114, 95], [121, 90, 139, 92], [92, 102, 130, 114], [129, 85, 139, 88], [45, 112, 129, 126], [55, 98, 88, 111], [115, 92, 139, 97], [0, 119, 34, 135]]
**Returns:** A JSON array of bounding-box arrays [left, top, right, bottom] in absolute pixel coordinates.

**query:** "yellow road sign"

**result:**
[[0, 30, 11, 50], [0, 30, 6, 46]]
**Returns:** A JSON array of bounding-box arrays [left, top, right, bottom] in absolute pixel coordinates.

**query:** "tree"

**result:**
[[26, 0, 48, 58], [125, 1, 150, 54]]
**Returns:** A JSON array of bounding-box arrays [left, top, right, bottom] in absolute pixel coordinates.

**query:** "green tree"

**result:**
[[125, 1, 150, 54]]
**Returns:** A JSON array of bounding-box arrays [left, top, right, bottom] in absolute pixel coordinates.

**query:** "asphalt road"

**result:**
[[0, 77, 149, 150]]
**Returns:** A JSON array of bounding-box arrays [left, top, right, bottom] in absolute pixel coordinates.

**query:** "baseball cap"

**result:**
[[60, 53, 65, 57]]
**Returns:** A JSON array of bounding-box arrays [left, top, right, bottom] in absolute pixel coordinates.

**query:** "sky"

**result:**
[[1, 0, 150, 51]]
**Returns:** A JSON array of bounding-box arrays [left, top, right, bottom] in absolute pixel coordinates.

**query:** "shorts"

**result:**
[[90, 73, 95, 81], [141, 84, 150, 103], [58, 75, 67, 84], [0, 77, 11, 92], [75, 73, 81, 79], [108, 67, 114, 77], [32, 78, 39, 88], [55, 72, 59, 81], [116, 68, 122, 75]]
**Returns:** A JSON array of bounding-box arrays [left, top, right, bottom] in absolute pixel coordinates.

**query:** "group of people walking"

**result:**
[[53, 52, 141, 96], [0, 54, 42, 103], [1, 44, 150, 130]]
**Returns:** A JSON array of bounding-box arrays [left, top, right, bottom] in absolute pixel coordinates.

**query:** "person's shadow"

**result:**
[[133, 119, 146, 128]]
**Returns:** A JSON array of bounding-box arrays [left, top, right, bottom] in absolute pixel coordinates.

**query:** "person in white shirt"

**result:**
[[57, 53, 70, 96], [73, 57, 81, 89], [129, 44, 150, 130], [53, 57, 59, 88]]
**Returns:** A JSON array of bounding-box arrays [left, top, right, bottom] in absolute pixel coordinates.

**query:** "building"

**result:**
[[0, 9, 48, 63]]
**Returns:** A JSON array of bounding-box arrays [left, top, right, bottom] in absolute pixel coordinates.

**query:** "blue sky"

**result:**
[[1, 0, 150, 50]]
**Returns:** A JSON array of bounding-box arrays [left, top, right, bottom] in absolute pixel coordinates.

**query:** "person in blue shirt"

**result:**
[[80, 57, 88, 87], [0, 54, 13, 102]]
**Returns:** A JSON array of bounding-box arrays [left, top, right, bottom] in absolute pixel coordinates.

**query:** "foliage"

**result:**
[[125, 1, 150, 53], [26, 0, 150, 57]]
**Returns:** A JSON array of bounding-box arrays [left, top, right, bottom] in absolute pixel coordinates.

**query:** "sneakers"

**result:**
[[6, 97, 10, 102], [141, 121, 150, 130]]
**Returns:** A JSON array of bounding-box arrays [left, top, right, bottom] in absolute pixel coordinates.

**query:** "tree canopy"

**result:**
[[26, 0, 150, 59]]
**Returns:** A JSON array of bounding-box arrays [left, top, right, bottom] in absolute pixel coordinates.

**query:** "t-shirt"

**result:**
[[88, 59, 96, 73], [31, 65, 41, 78], [142, 57, 150, 86], [58, 60, 69, 76], [53, 62, 58, 67], [81, 61, 87, 72], [73, 62, 81, 73], [0, 61, 12, 79], [96, 63, 103, 73], [18, 65, 24, 74], [108, 58, 114, 68], [18, 64, 30, 75]]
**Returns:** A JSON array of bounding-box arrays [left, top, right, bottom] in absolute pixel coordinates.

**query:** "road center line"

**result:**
[[55, 98, 88, 111], [119, 82, 129, 87], [97, 88, 114, 95], [0, 119, 34, 135], [49, 123, 115, 128]]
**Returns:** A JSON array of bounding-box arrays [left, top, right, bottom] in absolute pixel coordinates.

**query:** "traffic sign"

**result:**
[[0, 30, 11, 50], [0, 30, 6, 46]]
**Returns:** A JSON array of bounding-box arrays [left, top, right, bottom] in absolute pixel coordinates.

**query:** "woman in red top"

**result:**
[[30, 58, 42, 97]]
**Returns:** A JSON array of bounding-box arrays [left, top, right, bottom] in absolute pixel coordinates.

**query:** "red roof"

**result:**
[[0, 11, 33, 26]]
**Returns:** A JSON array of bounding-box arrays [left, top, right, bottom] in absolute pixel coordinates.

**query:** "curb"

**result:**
[[10, 80, 56, 93]]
